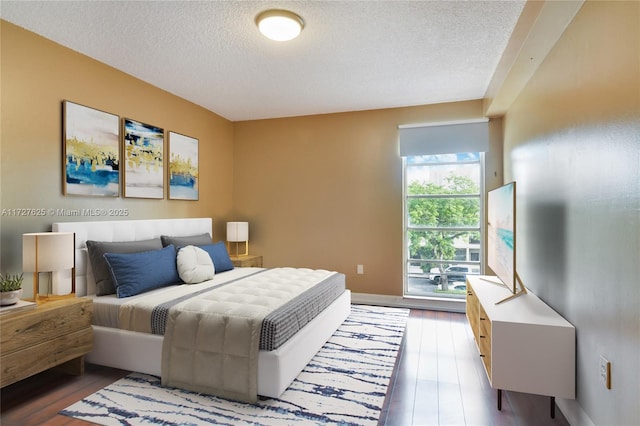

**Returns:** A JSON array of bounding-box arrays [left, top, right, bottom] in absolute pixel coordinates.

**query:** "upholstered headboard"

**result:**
[[52, 218, 213, 296]]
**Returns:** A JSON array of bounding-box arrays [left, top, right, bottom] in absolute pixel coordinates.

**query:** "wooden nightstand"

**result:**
[[0, 297, 93, 388], [230, 254, 263, 267]]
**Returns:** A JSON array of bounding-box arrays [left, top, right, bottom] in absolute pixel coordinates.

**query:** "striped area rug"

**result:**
[[61, 304, 408, 425]]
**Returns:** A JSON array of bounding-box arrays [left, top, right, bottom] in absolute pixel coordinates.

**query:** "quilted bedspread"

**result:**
[[160, 267, 336, 403]]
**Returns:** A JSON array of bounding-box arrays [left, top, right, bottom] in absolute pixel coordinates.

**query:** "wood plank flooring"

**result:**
[[379, 309, 569, 426], [1, 308, 569, 426]]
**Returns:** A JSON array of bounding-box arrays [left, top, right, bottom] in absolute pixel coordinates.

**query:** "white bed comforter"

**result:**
[[117, 268, 263, 333], [156, 267, 336, 403]]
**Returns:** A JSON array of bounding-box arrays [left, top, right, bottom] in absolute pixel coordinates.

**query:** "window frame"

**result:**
[[402, 153, 485, 300]]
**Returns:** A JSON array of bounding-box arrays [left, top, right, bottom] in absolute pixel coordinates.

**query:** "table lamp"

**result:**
[[226, 222, 249, 257], [22, 232, 75, 302]]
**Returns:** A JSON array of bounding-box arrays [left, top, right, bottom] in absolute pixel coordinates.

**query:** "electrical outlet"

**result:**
[[357, 264, 364, 274], [600, 355, 611, 389]]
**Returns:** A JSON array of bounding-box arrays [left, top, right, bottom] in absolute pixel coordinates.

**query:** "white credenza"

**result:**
[[465, 276, 575, 417]]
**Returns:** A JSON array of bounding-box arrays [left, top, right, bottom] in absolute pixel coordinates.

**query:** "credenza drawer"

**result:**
[[478, 304, 492, 378]]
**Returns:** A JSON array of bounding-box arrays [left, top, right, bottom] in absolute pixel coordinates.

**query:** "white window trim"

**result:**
[[402, 153, 486, 311]]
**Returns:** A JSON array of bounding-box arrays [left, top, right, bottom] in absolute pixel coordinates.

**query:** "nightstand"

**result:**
[[0, 297, 93, 388], [230, 254, 263, 267]]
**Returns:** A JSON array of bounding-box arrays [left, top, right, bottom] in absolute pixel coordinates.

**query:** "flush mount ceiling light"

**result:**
[[256, 9, 304, 42]]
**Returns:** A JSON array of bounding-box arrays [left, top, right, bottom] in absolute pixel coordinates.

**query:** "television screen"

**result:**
[[487, 181, 516, 294]]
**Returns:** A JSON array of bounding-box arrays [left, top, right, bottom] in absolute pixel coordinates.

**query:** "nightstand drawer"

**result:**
[[1, 298, 92, 354], [230, 255, 263, 267], [1, 327, 93, 386], [0, 297, 93, 388]]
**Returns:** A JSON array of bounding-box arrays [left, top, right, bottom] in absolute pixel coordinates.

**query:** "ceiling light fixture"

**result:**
[[256, 9, 304, 42]]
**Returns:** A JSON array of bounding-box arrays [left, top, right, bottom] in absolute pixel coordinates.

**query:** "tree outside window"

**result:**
[[404, 154, 482, 298]]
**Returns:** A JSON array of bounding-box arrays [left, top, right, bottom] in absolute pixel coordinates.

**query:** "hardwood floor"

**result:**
[[0, 308, 569, 426], [379, 309, 569, 426]]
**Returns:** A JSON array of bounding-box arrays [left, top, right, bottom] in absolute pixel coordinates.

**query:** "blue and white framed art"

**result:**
[[63, 101, 120, 197], [123, 118, 164, 199], [168, 131, 199, 200]]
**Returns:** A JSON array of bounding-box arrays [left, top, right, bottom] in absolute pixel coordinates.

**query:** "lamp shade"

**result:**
[[226, 222, 249, 242], [23, 232, 75, 272]]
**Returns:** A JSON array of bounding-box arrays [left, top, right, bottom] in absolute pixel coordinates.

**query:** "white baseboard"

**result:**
[[556, 398, 594, 426], [351, 292, 466, 313]]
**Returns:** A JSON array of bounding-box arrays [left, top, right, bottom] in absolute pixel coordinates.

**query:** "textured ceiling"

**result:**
[[1, 1, 526, 121]]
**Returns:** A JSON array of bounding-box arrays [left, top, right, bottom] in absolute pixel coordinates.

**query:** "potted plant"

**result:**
[[1, 273, 24, 306]]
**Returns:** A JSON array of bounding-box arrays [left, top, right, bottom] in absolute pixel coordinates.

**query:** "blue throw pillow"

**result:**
[[86, 238, 164, 296], [104, 245, 181, 298], [200, 242, 234, 273]]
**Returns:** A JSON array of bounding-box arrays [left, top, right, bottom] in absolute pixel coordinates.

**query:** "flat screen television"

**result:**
[[486, 181, 527, 304]]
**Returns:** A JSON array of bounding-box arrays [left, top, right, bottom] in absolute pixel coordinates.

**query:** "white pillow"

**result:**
[[176, 245, 215, 284]]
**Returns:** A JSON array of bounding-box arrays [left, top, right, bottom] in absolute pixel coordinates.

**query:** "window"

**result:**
[[403, 153, 483, 299]]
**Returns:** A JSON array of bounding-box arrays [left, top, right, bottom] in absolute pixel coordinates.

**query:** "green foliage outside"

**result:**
[[407, 174, 480, 287]]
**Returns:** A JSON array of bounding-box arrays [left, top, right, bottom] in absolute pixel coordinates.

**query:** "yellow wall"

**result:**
[[2, 2, 637, 422], [0, 21, 235, 296], [233, 106, 503, 296], [1, 20, 502, 300]]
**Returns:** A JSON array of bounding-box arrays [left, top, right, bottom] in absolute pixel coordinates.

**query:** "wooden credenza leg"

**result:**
[[550, 396, 556, 418], [497, 389, 502, 411]]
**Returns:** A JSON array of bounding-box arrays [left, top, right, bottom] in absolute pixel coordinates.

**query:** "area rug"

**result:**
[[61, 304, 409, 425]]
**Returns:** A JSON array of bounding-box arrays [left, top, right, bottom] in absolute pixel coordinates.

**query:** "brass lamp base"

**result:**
[[31, 269, 76, 304], [33, 293, 77, 304], [227, 241, 249, 257]]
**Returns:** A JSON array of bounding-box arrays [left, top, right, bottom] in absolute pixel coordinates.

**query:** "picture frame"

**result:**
[[168, 131, 199, 201], [123, 118, 164, 199], [63, 101, 120, 197]]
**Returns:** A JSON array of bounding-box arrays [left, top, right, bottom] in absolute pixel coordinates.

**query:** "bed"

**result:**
[[52, 218, 351, 402]]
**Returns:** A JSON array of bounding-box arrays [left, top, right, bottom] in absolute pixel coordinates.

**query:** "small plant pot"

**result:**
[[0, 289, 23, 306]]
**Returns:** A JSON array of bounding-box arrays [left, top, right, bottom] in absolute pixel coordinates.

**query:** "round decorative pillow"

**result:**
[[176, 245, 215, 284]]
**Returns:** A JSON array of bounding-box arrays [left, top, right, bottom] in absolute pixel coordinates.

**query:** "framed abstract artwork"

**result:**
[[168, 131, 199, 200], [63, 101, 120, 196], [123, 118, 164, 199]]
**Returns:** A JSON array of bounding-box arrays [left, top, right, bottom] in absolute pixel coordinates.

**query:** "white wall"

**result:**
[[503, 2, 639, 424]]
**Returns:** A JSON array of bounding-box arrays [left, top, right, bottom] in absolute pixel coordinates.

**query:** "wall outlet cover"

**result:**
[[600, 355, 611, 389]]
